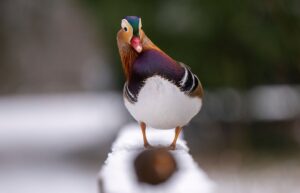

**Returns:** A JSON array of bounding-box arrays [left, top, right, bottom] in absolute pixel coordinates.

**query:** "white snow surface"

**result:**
[[0, 92, 127, 154], [0, 162, 98, 193], [99, 123, 215, 193], [0, 92, 128, 193]]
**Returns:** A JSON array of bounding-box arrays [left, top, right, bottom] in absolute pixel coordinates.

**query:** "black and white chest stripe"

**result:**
[[124, 82, 137, 103], [178, 63, 200, 94]]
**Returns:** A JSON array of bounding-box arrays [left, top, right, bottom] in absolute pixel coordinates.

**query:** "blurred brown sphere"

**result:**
[[134, 148, 177, 185]]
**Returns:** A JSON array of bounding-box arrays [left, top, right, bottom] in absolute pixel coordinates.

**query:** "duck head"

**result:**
[[117, 16, 143, 53]]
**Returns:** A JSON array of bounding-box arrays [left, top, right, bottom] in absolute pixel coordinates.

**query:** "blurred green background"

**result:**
[[83, 0, 300, 88]]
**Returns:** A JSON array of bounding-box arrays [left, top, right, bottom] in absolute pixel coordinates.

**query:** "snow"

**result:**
[[0, 92, 127, 154], [99, 123, 215, 193], [0, 162, 98, 193], [0, 92, 127, 193]]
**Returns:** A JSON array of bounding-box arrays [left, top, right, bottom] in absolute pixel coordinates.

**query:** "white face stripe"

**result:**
[[139, 18, 142, 37], [120, 19, 133, 43], [139, 18, 142, 29], [121, 19, 127, 29], [121, 19, 133, 32]]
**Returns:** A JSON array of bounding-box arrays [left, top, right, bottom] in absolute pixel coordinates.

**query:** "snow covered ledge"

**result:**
[[98, 123, 215, 193]]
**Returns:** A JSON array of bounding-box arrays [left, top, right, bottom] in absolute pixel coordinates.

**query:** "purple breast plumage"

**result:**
[[124, 49, 200, 103]]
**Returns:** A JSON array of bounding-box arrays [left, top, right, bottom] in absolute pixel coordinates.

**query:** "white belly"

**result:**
[[124, 76, 202, 129]]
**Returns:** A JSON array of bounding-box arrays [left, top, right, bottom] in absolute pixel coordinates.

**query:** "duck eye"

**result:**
[[124, 27, 128, 32]]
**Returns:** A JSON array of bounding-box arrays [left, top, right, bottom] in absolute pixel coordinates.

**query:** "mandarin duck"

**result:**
[[117, 16, 203, 150]]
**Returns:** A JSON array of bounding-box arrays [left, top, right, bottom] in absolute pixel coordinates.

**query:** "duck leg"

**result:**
[[169, 126, 183, 150], [140, 122, 152, 148]]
